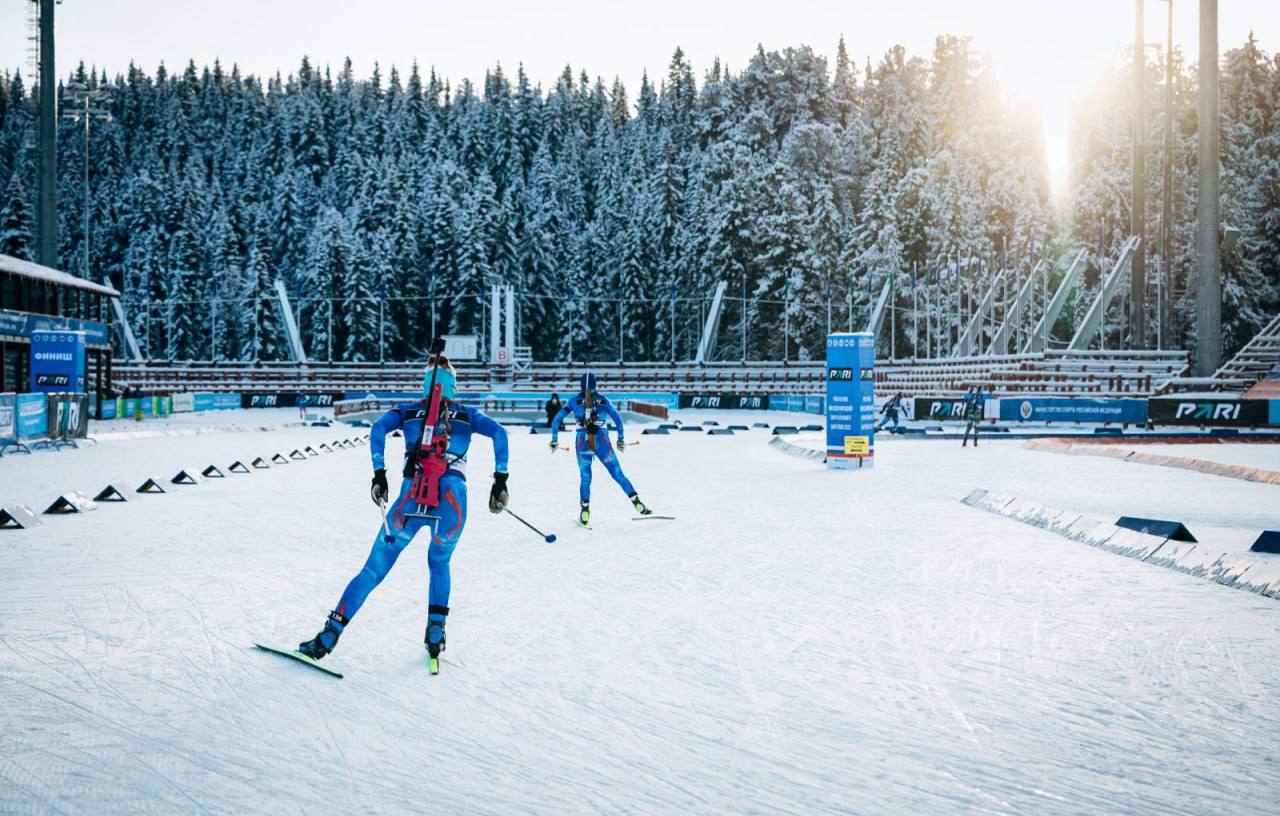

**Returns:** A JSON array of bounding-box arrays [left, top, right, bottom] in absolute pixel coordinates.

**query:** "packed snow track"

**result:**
[[1, 414, 1277, 815]]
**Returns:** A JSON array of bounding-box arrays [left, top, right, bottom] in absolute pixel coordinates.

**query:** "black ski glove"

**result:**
[[371, 468, 388, 506], [489, 472, 509, 513]]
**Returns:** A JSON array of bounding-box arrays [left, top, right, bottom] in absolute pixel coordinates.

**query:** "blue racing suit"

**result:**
[[332, 400, 508, 622], [550, 391, 635, 502]]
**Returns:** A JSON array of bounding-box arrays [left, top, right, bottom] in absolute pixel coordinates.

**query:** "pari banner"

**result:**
[[30, 330, 86, 393], [825, 332, 875, 470]]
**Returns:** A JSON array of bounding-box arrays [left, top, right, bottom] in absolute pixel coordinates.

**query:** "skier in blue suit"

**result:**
[[550, 372, 651, 526], [298, 353, 510, 665]]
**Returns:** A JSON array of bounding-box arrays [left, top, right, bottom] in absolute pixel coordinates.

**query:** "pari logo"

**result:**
[[828, 367, 854, 381], [35, 374, 70, 387], [693, 396, 721, 408], [1175, 402, 1240, 421], [250, 395, 279, 407], [929, 400, 967, 419]]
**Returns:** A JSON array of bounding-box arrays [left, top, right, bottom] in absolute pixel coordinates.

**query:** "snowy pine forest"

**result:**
[[0, 35, 1277, 362]]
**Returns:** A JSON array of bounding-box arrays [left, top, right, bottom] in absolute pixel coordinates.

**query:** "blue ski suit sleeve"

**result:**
[[598, 395, 624, 441], [370, 407, 405, 471], [549, 398, 576, 444], [467, 407, 510, 473]]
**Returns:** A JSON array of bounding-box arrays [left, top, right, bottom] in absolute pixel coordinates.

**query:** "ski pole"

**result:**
[[504, 507, 557, 543], [377, 499, 393, 541]]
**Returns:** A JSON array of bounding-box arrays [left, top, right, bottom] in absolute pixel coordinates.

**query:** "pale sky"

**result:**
[[2, 1, 1276, 196]]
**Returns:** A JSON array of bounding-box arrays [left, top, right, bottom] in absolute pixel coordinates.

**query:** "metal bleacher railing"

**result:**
[[1157, 312, 1280, 395], [113, 350, 1188, 400]]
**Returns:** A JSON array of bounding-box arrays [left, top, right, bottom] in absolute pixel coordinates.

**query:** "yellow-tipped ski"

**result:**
[[428, 656, 440, 675]]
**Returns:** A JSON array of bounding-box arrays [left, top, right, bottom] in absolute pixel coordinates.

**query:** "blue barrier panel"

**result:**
[[1272, 400, 1280, 426], [998, 397, 1148, 424], [826, 332, 875, 470], [804, 394, 824, 414], [0, 394, 15, 445], [99, 397, 117, 420], [16, 393, 48, 438], [193, 393, 242, 411]]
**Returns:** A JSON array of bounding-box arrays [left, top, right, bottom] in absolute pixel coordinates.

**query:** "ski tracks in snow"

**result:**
[[1, 422, 1278, 814]]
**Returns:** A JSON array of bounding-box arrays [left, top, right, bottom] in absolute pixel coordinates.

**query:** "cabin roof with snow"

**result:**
[[0, 254, 120, 298]]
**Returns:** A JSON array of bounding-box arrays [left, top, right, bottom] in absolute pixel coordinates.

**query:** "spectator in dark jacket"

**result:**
[[545, 393, 563, 428]]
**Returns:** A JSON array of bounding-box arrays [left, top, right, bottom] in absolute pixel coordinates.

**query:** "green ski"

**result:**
[[428, 655, 440, 675], [255, 642, 344, 679]]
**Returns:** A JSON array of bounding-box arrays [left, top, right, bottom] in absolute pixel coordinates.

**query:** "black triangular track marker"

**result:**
[[94, 485, 128, 502], [44, 495, 81, 514], [202, 465, 225, 478], [0, 506, 42, 529], [171, 470, 198, 485], [290, 450, 306, 460], [319, 444, 332, 453], [304, 446, 319, 457], [272, 453, 289, 464], [137, 478, 166, 494], [229, 461, 250, 474], [252, 457, 270, 468]]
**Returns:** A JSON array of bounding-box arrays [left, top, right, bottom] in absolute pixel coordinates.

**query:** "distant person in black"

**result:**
[[962, 386, 983, 448], [545, 393, 563, 429]]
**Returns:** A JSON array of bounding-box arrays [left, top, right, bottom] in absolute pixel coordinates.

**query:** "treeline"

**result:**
[[0, 34, 1274, 362]]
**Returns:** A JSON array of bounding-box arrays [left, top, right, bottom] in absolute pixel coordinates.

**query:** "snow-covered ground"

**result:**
[[2, 408, 1278, 815]]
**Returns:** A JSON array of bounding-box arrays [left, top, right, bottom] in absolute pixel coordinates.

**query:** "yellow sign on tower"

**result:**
[[843, 435, 869, 456]]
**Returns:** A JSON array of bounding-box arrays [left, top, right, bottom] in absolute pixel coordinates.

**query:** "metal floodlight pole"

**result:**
[[36, 0, 57, 268], [1158, 0, 1174, 350], [1195, 0, 1221, 375], [61, 82, 113, 283], [1130, 0, 1148, 349]]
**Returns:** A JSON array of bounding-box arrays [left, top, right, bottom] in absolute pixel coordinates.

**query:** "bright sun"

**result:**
[[990, 45, 1092, 207]]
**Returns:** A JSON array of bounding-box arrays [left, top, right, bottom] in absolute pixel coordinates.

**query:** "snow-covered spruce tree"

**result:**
[[0, 165, 34, 260]]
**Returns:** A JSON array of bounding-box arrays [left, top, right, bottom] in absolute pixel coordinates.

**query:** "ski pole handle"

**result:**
[[504, 507, 557, 543]]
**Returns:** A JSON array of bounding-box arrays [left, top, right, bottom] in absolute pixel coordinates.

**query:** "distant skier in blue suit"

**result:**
[[550, 372, 650, 526], [298, 352, 510, 666]]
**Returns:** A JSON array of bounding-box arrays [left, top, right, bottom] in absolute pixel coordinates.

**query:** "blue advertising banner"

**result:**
[[16, 392, 48, 438], [768, 394, 804, 412], [998, 397, 1148, 425], [99, 397, 118, 419], [194, 393, 243, 411], [0, 308, 110, 347], [1272, 400, 1280, 426], [29, 330, 86, 393], [0, 394, 15, 444], [826, 332, 875, 469]]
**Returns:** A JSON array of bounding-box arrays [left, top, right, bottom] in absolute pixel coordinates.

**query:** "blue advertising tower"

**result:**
[[825, 332, 875, 469], [29, 330, 86, 393]]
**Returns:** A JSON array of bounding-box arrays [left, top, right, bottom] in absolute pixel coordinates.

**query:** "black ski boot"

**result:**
[[425, 605, 448, 674], [578, 500, 591, 526], [298, 610, 348, 660], [630, 493, 652, 516]]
